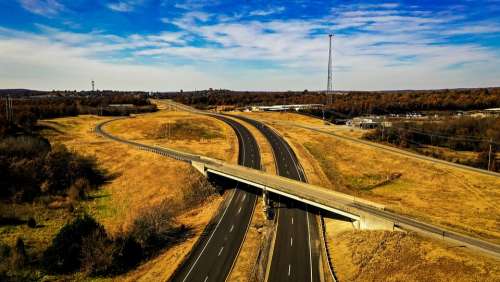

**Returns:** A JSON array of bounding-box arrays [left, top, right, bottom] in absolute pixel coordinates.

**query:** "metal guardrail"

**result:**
[[95, 118, 205, 163]]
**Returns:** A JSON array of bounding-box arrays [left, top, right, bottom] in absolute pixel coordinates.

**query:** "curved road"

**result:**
[[231, 115, 322, 282], [170, 115, 262, 282]]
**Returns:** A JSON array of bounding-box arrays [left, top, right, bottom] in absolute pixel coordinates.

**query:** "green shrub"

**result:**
[[11, 238, 27, 269], [110, 234, 143, 274], [43, 214, 105, 273], [129, 200, 176, 256], [80, 229, 114, 276], [27, 217, 36, 228]]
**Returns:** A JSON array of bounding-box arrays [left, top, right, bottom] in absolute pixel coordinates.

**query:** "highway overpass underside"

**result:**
[[197, 164, 396, 232]]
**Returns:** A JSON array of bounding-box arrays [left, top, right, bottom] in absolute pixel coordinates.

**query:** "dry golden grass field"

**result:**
[[325, 218, 500, 282], [105, 109, 238, 163], [3, 111, 236, 281], [239, 112, 500, 244]]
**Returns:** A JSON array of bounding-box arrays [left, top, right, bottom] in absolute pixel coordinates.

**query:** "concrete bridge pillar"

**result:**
[[262, 189, 272, 219]]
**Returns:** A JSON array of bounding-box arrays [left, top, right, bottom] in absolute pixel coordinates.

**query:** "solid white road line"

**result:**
[[306, 208, 313, 282], [180, 190, 237, 282], [218, 246, 224, 256]]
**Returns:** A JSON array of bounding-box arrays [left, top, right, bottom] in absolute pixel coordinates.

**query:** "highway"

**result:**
[[231, 115, 322, 282], [170, 115, 261, 282], [96, 107, 500, 264]]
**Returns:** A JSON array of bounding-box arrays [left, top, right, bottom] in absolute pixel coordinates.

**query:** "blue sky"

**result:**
[[0, 0, 499, 91]]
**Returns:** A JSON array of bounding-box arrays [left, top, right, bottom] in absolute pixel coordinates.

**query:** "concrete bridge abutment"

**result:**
[[355, 213, 395, 231]]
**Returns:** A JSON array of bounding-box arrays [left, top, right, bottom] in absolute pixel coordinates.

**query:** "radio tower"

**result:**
[[91, 80, 95, 92], [327, 34, 334, 95]]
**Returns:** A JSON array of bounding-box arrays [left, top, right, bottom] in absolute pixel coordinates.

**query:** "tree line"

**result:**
[[156, 87, 500, 117], [0, 93, 157, 135], [364, 117, 500, 171]]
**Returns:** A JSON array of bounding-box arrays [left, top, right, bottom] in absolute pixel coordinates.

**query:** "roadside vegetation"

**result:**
[[0, 102, 227, 281], [364, 117, 500, 172]]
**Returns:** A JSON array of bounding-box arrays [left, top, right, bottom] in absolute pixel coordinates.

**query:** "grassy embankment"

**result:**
[[1, 108, 236, 281], [105, 109, 238, 164], [324, 217, 499, 281], [238, 111, 500, 281]]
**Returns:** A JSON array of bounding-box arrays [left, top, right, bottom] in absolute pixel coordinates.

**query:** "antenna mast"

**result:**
[[327, 34, 334, 95]]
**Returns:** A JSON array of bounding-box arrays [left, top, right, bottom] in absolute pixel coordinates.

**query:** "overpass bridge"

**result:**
[[192, 157, 388, 227], [96, 110, 500, 259]]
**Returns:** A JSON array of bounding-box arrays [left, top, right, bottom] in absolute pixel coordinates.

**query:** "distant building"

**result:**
[[347, 116, 391, 129], [108, 104, 135, 107], [466, 108, 500, 118], [250, 104, 323, 112], [484, 108, 500, 112]]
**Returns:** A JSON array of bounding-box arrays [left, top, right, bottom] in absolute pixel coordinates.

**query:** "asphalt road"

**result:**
[[231, 115, 321, 282], [170, 115, 261, 282]]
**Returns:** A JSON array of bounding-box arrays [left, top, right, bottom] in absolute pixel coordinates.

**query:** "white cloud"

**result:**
[[173, 0, 220, 10], [18, 0, 64, 17], [442, 24, 500, 35], [107, 0, 144, 12], [249, 6, 285, 17], [2, 3, 500, 91]]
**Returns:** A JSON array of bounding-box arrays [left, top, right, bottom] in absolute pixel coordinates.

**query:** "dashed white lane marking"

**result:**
[[204, 276, 208, 282], [242, 194, 246, 201], [291, 217, 294, 225], [229, 225, 234, 232], [288, 264, 291, 276], [218, 246, 224, 256], [237, 206, 242, 214], [290, 237, 293, 247]]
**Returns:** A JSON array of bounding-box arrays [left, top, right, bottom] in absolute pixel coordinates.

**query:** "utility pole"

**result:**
[[488, 138, 493, 171], [4, 96, 8, 122], [5, 96, 13, 124]]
